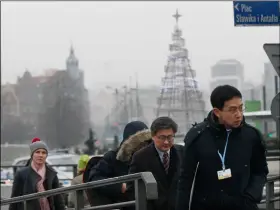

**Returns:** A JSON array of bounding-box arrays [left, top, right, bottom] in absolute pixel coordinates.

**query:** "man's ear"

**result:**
[[213, 108, 220, 118]]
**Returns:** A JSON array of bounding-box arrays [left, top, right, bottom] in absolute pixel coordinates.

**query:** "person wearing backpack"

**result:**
[[176, 85, 269, 210], [68, 154, 90, 208], [87, 121, 151, 208]]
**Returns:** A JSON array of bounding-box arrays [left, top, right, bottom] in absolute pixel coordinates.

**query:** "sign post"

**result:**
[[233, 1, 280, 26], [264, 43, 280, 140], [271, 92, 280, 123], [271, 92, 280, 141]]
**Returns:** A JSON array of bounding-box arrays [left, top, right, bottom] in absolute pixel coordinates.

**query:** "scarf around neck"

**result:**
[[31, 161, 50, 210]]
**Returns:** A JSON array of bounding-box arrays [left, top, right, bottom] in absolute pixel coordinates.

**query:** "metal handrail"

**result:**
[[267, 175, 280, 182], [1, 167, 279, 210], [0, 172, 158, 210], [266, 156, 280, 161], [260, 175, 280, 210]]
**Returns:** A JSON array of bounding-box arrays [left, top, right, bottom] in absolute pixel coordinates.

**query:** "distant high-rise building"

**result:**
[[210, 59, 244, 91]]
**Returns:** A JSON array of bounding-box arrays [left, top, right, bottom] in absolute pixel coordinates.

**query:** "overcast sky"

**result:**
[[1, 2, 279, 90]]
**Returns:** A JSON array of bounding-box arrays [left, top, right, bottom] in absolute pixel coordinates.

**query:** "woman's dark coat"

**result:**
[[9, 164, 65, 210]]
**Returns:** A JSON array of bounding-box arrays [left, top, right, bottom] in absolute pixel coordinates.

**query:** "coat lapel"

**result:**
[[169, 147, 181, 186], [147, 143, 169, 188], [27, 166, 41, 193], [45, 165, 57, 189]]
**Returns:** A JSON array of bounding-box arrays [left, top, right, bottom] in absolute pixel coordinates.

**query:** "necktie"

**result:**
[[163, 152, 169, 174]]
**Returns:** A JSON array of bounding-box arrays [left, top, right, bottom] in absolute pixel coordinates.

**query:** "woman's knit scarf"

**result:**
[[31, 161, 51, 210]]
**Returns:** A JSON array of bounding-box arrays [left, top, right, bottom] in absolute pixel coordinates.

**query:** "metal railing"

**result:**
[[0, 172, 158, 210], [260, 175, 280, 210], [1, 165, 279, 210], [266, 156, 280, 161]]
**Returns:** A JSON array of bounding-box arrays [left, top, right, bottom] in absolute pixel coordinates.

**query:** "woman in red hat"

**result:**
[[9, 138, 65, 210]]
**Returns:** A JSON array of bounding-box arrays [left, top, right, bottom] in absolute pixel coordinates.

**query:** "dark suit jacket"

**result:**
[[129, 143, 182, 210]]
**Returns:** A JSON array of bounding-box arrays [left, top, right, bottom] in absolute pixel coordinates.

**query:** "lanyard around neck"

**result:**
[[217, 130, 231, 171]]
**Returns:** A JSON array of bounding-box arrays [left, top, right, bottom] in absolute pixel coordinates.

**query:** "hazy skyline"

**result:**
[[1, 2, 279, 90]]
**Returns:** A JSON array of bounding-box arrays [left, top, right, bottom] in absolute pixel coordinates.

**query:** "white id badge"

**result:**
[[217, 168, 232, 180]]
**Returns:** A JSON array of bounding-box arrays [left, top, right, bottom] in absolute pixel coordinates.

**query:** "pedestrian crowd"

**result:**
[[9, 85, 268, 210]]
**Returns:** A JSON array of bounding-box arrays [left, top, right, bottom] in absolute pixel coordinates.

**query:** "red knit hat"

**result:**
[[32, 137, 41, 143]]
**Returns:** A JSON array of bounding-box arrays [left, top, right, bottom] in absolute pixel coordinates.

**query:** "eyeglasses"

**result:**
[[156, 135, 175, 142], [223, 106, 246, 115]]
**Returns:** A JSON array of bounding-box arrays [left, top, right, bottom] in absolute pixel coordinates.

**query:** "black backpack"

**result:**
[[83, 155, 103, 183], [83, 155, 113, 207]]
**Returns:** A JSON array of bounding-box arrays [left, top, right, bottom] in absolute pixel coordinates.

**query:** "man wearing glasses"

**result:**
[[176, 85, 268, 210], [129, 116, 183, 210]]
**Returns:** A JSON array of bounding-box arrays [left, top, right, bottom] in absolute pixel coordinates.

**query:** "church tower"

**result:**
[[66, 45, 80, 79]]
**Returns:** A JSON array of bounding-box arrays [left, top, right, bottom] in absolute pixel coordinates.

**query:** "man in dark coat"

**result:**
[[88, 121, 151, 207], [129, 117, 183, 210], [176, 85, 269, 210]]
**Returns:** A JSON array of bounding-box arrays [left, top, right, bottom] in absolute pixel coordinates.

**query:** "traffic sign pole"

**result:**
[[271, 93, 280, 142], [264, 43, 280, 141], [271, 92, 280, 123]]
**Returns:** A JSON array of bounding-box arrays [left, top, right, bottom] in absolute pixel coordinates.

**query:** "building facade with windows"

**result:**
[[210, 59, 244, 91]]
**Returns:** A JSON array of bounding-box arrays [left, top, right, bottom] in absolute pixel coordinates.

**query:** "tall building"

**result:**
[[1, 71, 51, 125], [156, 10, 206, 135], [66, 45, 80, 80], [1, 71, 51, 143], [1, 46, 91, 146], [16, 70, 50, 126], [1, 83, 20, 119], [210, 59, 244, 91]]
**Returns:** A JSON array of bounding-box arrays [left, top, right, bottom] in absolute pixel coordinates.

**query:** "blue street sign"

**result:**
[[233, 1, 280, 26]]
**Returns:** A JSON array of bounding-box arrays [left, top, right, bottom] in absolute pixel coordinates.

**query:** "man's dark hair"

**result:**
[[150, 116, 178, 136], [210, 85, 242, 109]]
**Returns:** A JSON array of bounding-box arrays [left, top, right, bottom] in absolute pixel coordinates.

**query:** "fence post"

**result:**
[[23, 200, 27, 210], [134, 179, 147, 210], [266, 181, 275, 210], [75, 189, 84, 210], [73, 165, 78, 177]]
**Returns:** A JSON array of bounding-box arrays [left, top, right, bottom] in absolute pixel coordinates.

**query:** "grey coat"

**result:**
[[9, 164, 65, 210], [68, 174, 89, 208]]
